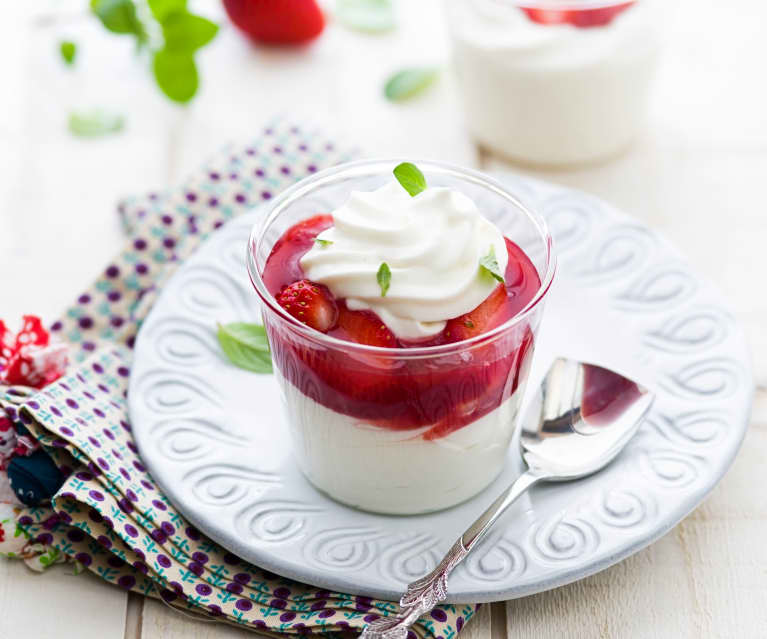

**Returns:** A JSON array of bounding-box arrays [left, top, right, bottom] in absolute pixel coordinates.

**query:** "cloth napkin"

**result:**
[[0, 119, 479, 638]]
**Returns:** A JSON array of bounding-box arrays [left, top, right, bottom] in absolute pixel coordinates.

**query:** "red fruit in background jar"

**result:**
[[522, 1, 635, 27], [277, 280, 338, 332], [223, 0, 325, 45]]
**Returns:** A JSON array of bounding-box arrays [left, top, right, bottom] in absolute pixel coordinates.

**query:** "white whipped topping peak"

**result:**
[[299, 181, 507, 340]]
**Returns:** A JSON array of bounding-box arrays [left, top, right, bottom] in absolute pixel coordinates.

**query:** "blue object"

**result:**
[[8, 450, 64, 506]]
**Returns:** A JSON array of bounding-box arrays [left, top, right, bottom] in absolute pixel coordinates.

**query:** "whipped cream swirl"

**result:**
[[299, 181, 507, 340]]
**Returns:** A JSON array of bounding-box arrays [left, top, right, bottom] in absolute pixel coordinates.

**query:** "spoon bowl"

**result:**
[[521, 358, 654, 480], [362, 357, 654, 639]]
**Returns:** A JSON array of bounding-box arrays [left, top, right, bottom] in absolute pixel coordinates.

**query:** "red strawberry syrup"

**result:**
[[260, 215, 542, 439]]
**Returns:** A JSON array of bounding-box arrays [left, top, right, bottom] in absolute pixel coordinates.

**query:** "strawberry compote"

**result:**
[[262, 213, 540, 439], [248, 161, 555, 514]]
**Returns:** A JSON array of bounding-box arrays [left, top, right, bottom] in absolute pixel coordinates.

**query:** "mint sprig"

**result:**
[[314, 238, 333, 247], [216, 322, 273, 374], [91, 0, 146, 39], [377, 262, 391, 297], [479, 245, 505, 284], [393, 162, 426, 197], [88, 0, 218, 104]]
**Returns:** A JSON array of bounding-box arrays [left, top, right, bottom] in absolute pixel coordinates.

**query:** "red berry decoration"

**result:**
[[277, 280, 338, 333], [223, 0, 325, 45], [522, 1, 635, 28], [0, 316, 67, 389]]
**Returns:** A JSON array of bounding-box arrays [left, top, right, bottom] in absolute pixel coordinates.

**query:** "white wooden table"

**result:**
[[1, 1, 765, 637]]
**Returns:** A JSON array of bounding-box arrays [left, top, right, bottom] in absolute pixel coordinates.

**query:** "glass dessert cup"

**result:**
[[446, 0, 661, 167], [247, 160, 556, 515]]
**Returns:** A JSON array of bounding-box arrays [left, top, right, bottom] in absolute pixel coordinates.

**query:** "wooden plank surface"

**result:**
[[2, 0, 766, 637], [0, 560, 128, 639]]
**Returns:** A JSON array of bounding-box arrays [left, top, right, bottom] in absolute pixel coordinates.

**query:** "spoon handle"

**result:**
[[361, 470, 545, 639]]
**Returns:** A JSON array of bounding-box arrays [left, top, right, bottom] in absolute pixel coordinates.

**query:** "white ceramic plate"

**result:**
[[128, 173, 752, 603]]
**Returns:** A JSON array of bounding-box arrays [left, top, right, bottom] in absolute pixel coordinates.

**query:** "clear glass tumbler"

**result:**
[[446, 0, 661, 166], [247, 160, 556, 514]]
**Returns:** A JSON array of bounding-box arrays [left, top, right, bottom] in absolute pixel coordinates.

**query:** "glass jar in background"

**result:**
[[445, 0, 661, 166]]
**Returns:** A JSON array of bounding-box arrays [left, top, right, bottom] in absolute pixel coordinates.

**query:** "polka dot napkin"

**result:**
[[0, 119, 479, 638]]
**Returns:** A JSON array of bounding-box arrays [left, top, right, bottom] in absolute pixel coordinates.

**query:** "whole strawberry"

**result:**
[[223, 0, 325, 45], [277, 280, 338, 332]]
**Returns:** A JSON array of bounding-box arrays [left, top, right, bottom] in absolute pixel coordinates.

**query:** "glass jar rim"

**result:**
[[246, 159, 557, 359]]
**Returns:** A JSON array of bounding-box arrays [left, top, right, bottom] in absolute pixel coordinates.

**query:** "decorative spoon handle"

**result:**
[[361, 470, 543, 639]]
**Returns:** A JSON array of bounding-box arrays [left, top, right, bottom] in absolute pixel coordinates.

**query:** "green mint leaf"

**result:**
[[68, 109, 125, 137], [464, 319, 475, 329], [153, 49, 198, 103], [59, 41, 77, 66], [161, 11, 219, 53], [216, 322, 273, 374], [479, 245, 505, 284], [336, 0, 395, 33], [90, 0, 145, 38], [393, 162, 427, 197], [148, 0, 187, 22], [314, 238, 333, 247], [377, 262, 391, 297], [384, 68, 439, 102]]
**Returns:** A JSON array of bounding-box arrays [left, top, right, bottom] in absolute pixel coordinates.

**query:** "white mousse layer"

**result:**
[[299, 181, 507, 340], [447, 1, 660, 165], [275, 369, 523, 514]]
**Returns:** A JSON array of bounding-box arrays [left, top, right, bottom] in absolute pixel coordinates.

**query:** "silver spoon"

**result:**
[[362, 358, 654, 639]]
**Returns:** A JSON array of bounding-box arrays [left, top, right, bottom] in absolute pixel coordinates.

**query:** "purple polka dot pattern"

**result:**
[[4, 123, 470, 637]]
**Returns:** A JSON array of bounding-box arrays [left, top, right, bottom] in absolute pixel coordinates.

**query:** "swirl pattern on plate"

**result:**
[[303, 527, 382, 572], [235, 500, 322, 544]]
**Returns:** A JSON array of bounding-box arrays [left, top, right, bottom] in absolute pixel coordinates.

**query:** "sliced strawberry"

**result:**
[[223, 0, 325, 45], [333, 305, 398, 348], [521, 2, 635, 28], [277, 279, 338, 333], [443, 284, 509, 343]]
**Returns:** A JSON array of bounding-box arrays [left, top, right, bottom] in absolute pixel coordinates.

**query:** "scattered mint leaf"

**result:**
[[314, 238, 333, 247], [90, 0, 145, 39], [216, 322, 273, 374], [161, 11, 218, 52], [464, 319, 475, 329], [68, 109, 125, 137], [393, 162, 427, 197], [377, 262, 391, 297], [59, 41, 77, 66], [336, 0, 395, 33], [153, 49, 198, 103], [479, 245, 505, 284], [384, 68, 439, 102], [148, 0, 187, 22]]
